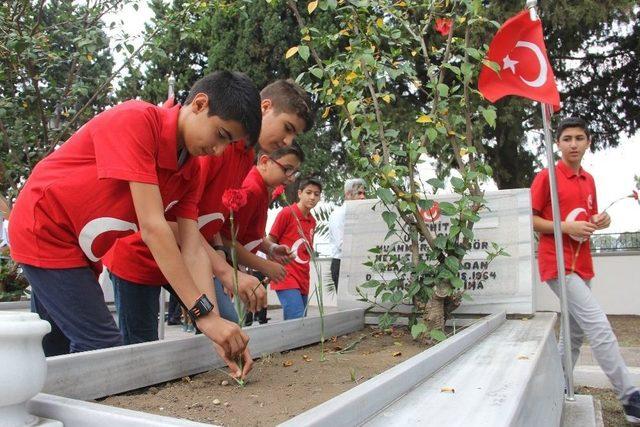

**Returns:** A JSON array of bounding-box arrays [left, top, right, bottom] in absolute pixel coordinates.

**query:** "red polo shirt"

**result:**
[[269, 204, 316, 295], [531, 160, 598, 282], [220, 166, 269, 254], [9, 101, 200, 273], [103, 140, 255, 285]]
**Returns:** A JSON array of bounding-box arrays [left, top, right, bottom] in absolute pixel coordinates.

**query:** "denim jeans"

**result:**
[[22, 264, 123, 356], [276, 289, 308, 320]]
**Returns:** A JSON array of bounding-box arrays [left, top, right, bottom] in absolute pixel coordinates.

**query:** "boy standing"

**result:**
[[531, 117, 640, 423], [267, 177, 322, 320], [9, 71, 260, 362], [220, 145, 305, 323]]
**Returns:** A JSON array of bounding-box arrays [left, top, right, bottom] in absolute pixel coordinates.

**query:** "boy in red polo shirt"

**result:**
[[268, 177, 322, 320], [220, 145, 305, 323], [9, 72, 260, 363], [531, 117, 640, 422]]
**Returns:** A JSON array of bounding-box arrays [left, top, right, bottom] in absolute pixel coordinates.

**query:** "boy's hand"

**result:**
[[563, 221, 596, 238], [237, 271, 267, 313], [592, 212, 611, 230], [220, 270, 266, 313], [263, 260, 287, 282], [213, 345, 254, 380], [196, 314, 248, 359], [269, 244, 295, 265]]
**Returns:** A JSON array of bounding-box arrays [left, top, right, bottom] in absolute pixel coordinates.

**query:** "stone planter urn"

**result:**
[[0, 312, 61, 426]]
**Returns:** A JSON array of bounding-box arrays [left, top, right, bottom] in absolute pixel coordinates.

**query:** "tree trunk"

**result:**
[[422, 295, 445, 344]]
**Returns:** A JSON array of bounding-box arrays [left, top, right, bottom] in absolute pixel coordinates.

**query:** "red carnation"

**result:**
[[435, 18, 452, 36], [633, 190, 638, 200], [222, 189, 247, 211], [272, 185, 285, 201]]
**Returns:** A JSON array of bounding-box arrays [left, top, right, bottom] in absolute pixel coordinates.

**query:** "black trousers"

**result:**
[[330, 258, 341, 291]]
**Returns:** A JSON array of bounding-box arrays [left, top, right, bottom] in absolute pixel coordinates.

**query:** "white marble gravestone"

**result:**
[[337, 188, 535, 315]]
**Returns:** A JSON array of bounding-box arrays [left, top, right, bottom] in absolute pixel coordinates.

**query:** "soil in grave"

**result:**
[[99, 325, 432, 426]]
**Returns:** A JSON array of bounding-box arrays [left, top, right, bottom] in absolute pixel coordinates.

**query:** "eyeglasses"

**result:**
[[356, 190, 366, 196], [271, 158, 301, 179]]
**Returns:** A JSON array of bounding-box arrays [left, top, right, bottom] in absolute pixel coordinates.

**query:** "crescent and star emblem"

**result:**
[[291, 238, 310, 264], [79, 217, 138, 262], [502, 40, 548, 88]]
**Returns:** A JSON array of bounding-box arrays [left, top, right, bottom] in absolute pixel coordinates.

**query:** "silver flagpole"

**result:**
[[158, 73, 176, 341], [526, 0, 575, 400]]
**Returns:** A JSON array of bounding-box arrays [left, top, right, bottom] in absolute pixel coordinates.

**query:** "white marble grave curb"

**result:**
[[28, 393, 212, 427], [42, 308, 364, 400], [280, 311, 506, 427]]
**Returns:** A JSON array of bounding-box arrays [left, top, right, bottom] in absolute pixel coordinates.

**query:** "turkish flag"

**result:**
[[478, 10, 561, 111]]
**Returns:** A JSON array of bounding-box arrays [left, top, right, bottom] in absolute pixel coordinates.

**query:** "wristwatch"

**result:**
[[188, 294, 214, 323], [213, 244, 231, 263]]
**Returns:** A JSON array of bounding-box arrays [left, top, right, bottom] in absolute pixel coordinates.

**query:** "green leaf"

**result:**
[[450, 176, 465, 190], [437, 83, 449, 97], [411, 322, 427, 339], [376, 188, 395, 204], [427, 178, 444, 189], [461, 227, 474, 241], [309, 67, 323, 79], [426, 128, 438, 142], [417, 199, 434, 210], [298, 45, 310, 61], [381, 210, 397, 229], [444, 256, 459, 272], [438, 202, 457, 216], [359, 280, 379, 289], [481, 107, 497, 128], [347, 100, 359, 114], [451, 277, 465, 289], [430, 329, 447, 342]]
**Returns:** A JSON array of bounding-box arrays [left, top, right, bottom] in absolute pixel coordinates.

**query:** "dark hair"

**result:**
[[298, 176, 323, 193], [556, 117, 590, 141], [185, 71, 262, 148], [266, 143, 305, 163], [261, 79, 315, 132]]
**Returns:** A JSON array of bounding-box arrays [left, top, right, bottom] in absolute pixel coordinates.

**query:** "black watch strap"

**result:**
[[188, 294, 214, 323]]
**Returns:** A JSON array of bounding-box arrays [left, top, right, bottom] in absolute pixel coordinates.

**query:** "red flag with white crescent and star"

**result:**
[[478, 10, 561, 111]]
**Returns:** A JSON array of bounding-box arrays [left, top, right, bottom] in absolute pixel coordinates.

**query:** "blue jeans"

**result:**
[[276, 289, 308, 320], [213, 277, 239, 324], [110, 272, 239, 345], [22, 264, 123, 357]]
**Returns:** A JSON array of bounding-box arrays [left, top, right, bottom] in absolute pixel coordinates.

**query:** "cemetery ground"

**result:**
[[99, 324, 431, 425]]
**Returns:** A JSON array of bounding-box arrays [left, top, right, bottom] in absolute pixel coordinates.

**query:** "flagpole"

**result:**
[[526, 0, 575, 401]]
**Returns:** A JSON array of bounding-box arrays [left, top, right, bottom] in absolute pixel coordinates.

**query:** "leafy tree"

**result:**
[[0, 0, 121, 203], [288, 0, 507, 341]]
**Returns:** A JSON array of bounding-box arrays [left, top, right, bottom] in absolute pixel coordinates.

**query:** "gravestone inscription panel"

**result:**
[[337, 189, 535, 315]]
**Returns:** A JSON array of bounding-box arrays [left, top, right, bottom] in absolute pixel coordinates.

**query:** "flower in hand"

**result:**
[[222, 189, 248, 211]]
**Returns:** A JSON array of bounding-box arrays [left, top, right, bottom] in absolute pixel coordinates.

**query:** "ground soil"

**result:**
[[100, 325, 429, 426], [554, 314, 640, 347]]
